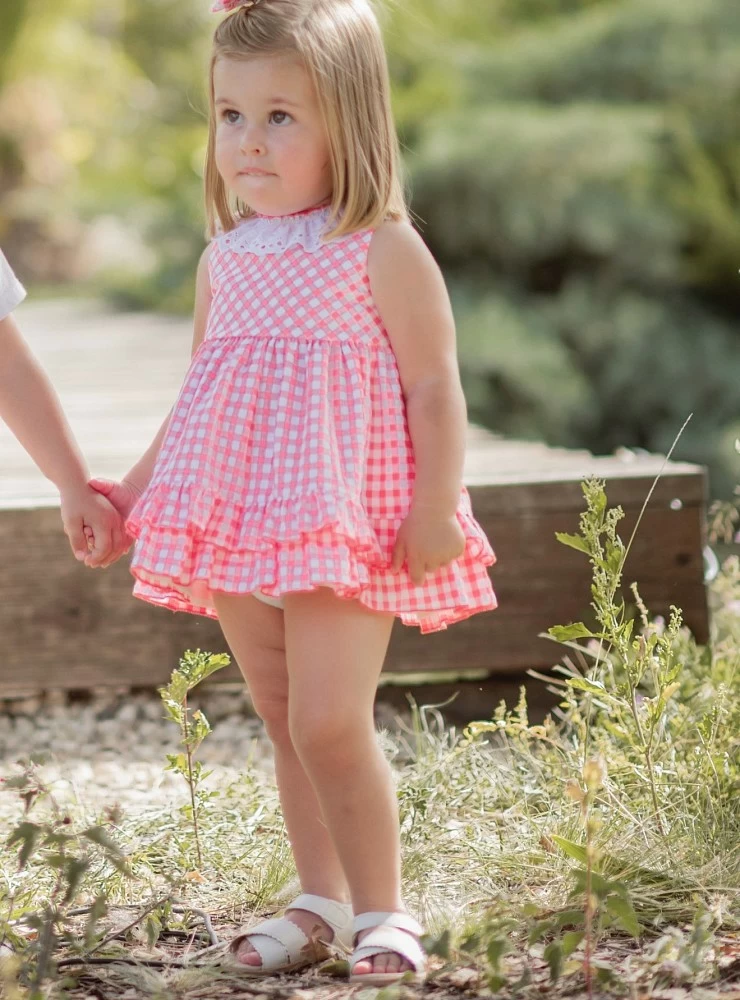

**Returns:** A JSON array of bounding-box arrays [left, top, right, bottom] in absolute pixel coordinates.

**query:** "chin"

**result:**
[[245, 199, 279, 216], [234, 178, 275, 198]]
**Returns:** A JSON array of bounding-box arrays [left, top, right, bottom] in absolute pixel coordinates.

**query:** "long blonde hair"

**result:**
[[204, 0, 408, 240]]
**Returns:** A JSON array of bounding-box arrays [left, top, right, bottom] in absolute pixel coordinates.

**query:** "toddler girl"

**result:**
[[93, 0, 497, 983]]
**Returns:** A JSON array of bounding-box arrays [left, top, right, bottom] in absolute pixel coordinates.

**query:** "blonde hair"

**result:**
[[204, 0, 408, 240]]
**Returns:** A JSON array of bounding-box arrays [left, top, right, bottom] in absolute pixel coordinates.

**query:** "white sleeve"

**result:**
[[0, 250, 26, 320]]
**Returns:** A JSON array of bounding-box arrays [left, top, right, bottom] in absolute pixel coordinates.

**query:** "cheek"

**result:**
[[279, 134, 330, 176], [311, 137, 333, 174], [271, 130, 302, 159], [214, 128, 237, 167]]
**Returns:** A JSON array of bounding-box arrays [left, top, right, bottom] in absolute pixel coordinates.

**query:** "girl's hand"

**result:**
[[390, 504, 466, 586], [84, 477, 143, 567], [88, 477, 143, 521], [60, 484, 129, 569]]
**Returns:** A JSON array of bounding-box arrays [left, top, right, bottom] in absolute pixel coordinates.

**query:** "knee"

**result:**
[[289, 705, 371, 771], [251, 694, 291, 746]]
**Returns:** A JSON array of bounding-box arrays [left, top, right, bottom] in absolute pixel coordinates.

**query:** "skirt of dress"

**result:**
[[126, 486, 497, 634]]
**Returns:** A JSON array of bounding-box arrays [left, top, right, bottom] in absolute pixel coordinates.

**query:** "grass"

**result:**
[[0, 479, 738, 998]]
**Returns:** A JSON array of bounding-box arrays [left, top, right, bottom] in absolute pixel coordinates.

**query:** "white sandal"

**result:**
[[226, 893, 353, 976], [349, 911, 427, 986]]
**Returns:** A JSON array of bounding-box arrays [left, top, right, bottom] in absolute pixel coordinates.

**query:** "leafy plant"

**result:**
[[159, 649, 230, 870], [0, 758, 130, 998], [464, 473, 738, 992]]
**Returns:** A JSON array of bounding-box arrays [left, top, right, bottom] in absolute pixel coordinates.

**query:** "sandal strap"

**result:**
[[289, 894, 353, 936], [229, 896, 354, 970], [353, 911, 423, 936], [351, 926, 426, 973], [229, 916, 309, 966]]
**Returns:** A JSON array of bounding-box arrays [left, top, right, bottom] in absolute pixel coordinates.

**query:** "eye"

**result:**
[[221, 109, 242, 125], [269, 110, 292, 126]]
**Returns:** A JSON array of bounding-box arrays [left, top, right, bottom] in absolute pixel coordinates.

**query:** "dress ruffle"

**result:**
[[126, 485, 496, 634], [128, 483, 385, 561]]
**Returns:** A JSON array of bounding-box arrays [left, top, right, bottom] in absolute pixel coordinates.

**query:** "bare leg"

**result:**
[[213, 593, 349, 966], [283, 588, 413, 976]]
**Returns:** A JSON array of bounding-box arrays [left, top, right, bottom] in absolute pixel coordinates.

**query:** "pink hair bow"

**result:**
[[211, 0, 263, 12]]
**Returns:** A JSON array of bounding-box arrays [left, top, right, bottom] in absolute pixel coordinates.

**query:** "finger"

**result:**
[[108, 520, 124, 557], [390, 540, 405, 573], [65, 518, 89, 562], [88, 524, 113, 567], [409, 560, 427, 586], [104, 525, 128, 568], [88, 477, 114, 497]]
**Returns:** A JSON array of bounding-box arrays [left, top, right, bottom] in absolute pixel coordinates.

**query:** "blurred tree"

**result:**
[[0, 3, 29, 85], [405, 0, 740, 494]]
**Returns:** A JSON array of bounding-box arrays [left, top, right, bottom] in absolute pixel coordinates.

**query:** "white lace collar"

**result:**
[[216, 205, 332, 257]]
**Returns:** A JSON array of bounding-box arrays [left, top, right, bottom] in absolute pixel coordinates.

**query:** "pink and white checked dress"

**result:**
[[127, 204, 497, 632]]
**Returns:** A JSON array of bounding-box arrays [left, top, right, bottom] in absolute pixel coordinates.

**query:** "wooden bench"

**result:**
[[0, 302, 709, 697]]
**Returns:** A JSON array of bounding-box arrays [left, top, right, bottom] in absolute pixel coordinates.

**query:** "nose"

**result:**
[[239, 123, 266, 156]]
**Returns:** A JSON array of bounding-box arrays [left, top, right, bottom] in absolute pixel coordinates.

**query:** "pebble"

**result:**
[[0, 688, 273, 771], [0, 687, 406, 806]]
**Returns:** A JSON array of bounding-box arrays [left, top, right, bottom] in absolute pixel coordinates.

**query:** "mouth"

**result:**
[[239, 168, 274, 177]]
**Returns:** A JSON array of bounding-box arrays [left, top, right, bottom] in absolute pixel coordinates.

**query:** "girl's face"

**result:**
[[213, 53, 333, 217]]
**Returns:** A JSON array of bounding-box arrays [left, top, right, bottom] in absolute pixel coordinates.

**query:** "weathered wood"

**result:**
[[0, 461, 709, 695], [0, 303, 709, 696]]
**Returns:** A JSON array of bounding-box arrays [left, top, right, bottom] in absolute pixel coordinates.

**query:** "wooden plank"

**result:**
[[484, 507, 704, 576], [0, 491, 709, 696], [467, 473, 705, 514]]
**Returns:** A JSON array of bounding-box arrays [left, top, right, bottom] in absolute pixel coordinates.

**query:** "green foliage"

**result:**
[[407, 0, 740, 496], [466, 0, 740, 106], [0, 758, 130, 997], [451, 278, 740, 495], [159, 649, 230, 871], [460, 477, 738, 992]]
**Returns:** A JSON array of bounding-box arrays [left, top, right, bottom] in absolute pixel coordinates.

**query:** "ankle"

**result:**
[[297, 887, 351, 906], [352, 900, 405, 917]]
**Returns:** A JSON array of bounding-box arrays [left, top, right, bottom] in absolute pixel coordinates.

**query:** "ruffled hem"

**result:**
[[131, 575, 497, 634], [127, 483, 387, 564], [125, 488, 497, 634]]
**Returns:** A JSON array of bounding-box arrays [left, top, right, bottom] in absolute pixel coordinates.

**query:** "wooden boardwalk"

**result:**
[[0, 300, 192, 504], [0, 301, 709, 696]]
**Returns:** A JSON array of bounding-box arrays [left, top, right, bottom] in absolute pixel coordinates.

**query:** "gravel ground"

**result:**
[[0, 687, 280, 815], [0, 686, 405, 811], [1, 687, 268, 764]]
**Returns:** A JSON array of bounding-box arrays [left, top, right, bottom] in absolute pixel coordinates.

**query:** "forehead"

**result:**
[[213, 53, 316, 103]]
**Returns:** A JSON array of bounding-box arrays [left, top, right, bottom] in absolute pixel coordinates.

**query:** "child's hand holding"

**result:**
[[60, 483, 129, 568], [390, 504, 466, 586], [81, 477, 144, 568], [88, 477, 143, 520]]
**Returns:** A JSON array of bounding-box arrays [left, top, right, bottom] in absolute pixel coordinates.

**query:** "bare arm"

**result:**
[[0, 313, 92, 491], [368, 221, 468, 518], [0, 313, 125, 563]]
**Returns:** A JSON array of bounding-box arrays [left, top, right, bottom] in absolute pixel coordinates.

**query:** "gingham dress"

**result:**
[[126, 204, 497, 632]]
